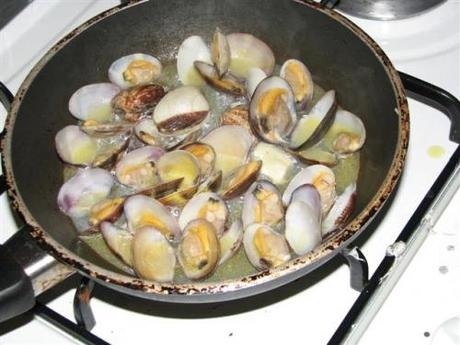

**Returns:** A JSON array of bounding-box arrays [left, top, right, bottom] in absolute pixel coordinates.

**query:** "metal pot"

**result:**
[[0, 0, 416, 322]]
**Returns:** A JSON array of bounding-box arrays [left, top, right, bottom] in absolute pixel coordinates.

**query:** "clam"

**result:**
[[201, 125, 253, 177], [242, 181, 284, 229], [57, 168, 114, 218], [280, 59, 314, 111], [134, 118, 157, 146], [329, 109, 366, 154], [211, 27, 231, 77], [115, 146, 165, 190], [194, 61, 246, 96], [226, 33, 275, 78], [177, 35, 212, 86], [219, 220, 243, 265], [220, 160, 262, 200], [124, 195, 181, 241], [249, 76, 297, 144], [243, 223, 291, 270], [153, 86, 209, 135], [179, 192, 228, 237], [181, 143, 216, 176], [156, 150, 201, 190], [197, 170, 223, 194], [140, 177, 184, 199], [282, 164, 337, 215], [157, 184, 199, 207], [68, 83, 120, 122], [285, 199, 322, 256], [92, 136, 130, 169], [132, 226, 176, 282], [108, 54, 162, 89], [294, 145, 338, 167], [220, 104, 250, 129], [288, 184, 322, 222], [55, 125, 97, 166], [112, 84, 165, 122], [322, 183, 356, 236], [246, 67, 267, 99], [100, 222, 133, 266], [89, 197, 125, 226], [178, 219, 220, 280], [250, 142, 296, 186], [81, 120, 133, 138], [289, 90, 337, 149]]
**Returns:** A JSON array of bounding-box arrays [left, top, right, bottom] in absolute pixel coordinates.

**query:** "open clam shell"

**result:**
[[322, 183, 357, 236], [100, 222, 134, 266], [194, 61, 246, 96], [177, 35, 212, 86], [181, 142, 216, 176], [293, 144, 338, 167], [211, 27, 231, 78], [246, 67, 267, 99], [201, 125, 253, 177], [227, 33, 275, 78], [57, 168, 114, 218], [124, 195, 181, 241], [156, 150, 201, 190], [250, 142, 296, 186], [219, 220, 243, 265], [179, 192, 228, 237], [68, 83, 120, 122], [89, 197, 125, 226], [55, 125, 98, 166], [243, 223, 291, 270], [249, 76, 297, 144], [178, 219, 220, 280], [115, 146, 165, 190], [80, 120, 133, 138], [153, 86, 209, 135], [109, 53, 162, 89], [132, 226, 176, 283], [197, 170, 223, 194], [134, 118, 157, 146], [289, 90, 337, 149], [242, 180, 284, 229], [220, 160, 262, 200], [282, 164, 337, 216], [280, 59, 314, 111], [221, 104, 250, 129], [329, 109, 366, 154]]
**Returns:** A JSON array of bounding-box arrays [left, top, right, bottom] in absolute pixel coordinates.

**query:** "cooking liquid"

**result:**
[[68, 62, 361, 282]]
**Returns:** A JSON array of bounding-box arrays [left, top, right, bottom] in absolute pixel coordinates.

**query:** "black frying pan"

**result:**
[[2, 0, 453, 323]]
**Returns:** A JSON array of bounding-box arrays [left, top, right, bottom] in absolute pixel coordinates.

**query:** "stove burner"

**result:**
[[321, 0, 447, 20]]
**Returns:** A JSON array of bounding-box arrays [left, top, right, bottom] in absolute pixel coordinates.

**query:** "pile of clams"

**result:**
[[55, 29, 365, 283]]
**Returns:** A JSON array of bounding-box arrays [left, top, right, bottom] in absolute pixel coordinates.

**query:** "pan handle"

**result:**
[[398, 71, 460, 143], [0, 82, 74, 323]]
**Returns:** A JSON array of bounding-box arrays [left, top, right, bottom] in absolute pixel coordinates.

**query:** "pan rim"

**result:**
[[1, 0, 409, 300]]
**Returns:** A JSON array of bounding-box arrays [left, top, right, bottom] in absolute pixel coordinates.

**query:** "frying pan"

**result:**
[[1, 0, 454, 323]]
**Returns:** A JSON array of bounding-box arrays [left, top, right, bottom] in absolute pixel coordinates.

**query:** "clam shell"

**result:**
[[55, 125, 97, 166], [124, 195, 181, 241], [109, 54, 162, 89], [179, 192, 228, 237], [100, 222, 134, 266], [201, 125, 253, 177], [178, 219, 220, 280], [181, 142, 216, 176], [289, 184, 322, 222], [57, 168, 113, 218], [227, 33, 275, 78], [289, 90, 337, 149], [330, 109, 366, 154], [177, 35, 212, 86], [220, 160, 262, 200], [280, 59, 314, 111], [197, 170, 223, 194], [211, 28, 230, 77], [243, 223, 290, 270], [220, 104, 250, 129], [282, 164, 337, 215], [153, 86, 209, 135], [293, 145, 338, 167], [242, 180, 284, 229], [115, 146, 165, 190], [134, 118, 157, 146], [68, 83, 120, 122], [194, 61, 245, 96], [322, 183, 357, 236], [219, 220, 243, 265], [156, 150, 201, 190], [157, 184, 199, 207], [89, 197, 125, 226], [249, 76, 297, 144], [246, 67, 267, 99], [250, 142, 296, 186], [80, 120, 133, 138], [132, 226, 176, 282]]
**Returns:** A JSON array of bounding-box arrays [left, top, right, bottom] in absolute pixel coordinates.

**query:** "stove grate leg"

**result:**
[[73, 276, 96, 332], [341, 246, 369, 292]]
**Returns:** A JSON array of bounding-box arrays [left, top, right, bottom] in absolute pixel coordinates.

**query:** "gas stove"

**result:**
[[0, 1, 459, 344]]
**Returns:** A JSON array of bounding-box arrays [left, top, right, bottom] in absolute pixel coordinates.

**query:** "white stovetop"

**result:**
[[0, 1, 459, 344]]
